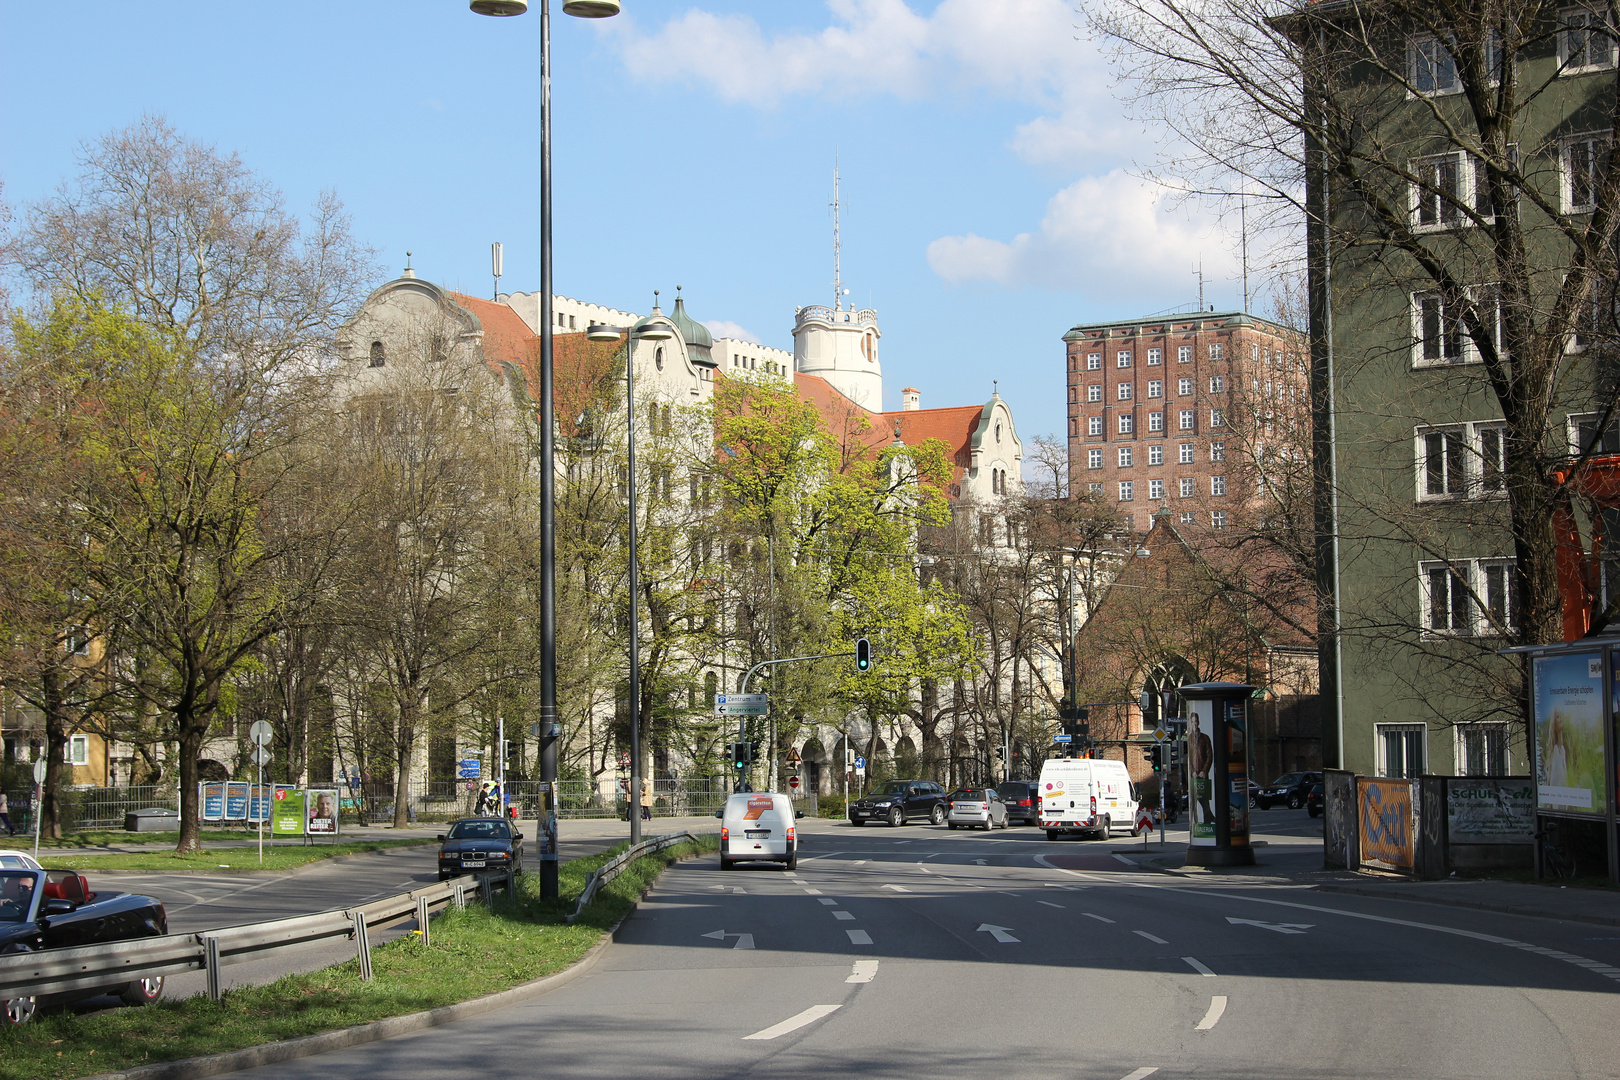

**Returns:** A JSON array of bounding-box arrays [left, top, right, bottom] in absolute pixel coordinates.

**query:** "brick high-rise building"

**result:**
[[1062, 311, 1307, 533]]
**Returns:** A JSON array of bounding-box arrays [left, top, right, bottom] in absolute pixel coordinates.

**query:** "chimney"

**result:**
[[901, 387, 920, 411]]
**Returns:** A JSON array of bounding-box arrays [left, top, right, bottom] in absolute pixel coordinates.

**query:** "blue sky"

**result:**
[[1, 0, 1245, 460]]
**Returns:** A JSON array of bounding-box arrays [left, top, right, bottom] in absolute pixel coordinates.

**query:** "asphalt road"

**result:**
[[214, 812, 1620, 1080]]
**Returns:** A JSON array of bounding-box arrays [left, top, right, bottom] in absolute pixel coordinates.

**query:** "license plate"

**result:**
[[745, 830, 770, 839], [462, 860, 486, 868]]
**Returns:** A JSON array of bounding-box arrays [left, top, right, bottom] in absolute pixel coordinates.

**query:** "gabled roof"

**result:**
[[450, 292, 539, 373]]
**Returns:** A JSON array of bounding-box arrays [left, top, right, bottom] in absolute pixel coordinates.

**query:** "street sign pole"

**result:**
[[32, 758, 45, 861]]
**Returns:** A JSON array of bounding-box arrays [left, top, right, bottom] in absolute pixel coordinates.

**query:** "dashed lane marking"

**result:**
[[1083, 913, 1116, 924], [1134, 931, 1169, 944], [802, 888, 823, 895], [818, 898, 837, 906], [847, 929, 873, 945], [1195, 995, 1227, 1031], [846, 959, 879, 984], [1038, 901, 1065, 909], [832, 911, 855, 921], [1120, 1070, 1159, 1080], [742, 1004, 842, 1041], [1182, 956, 1217, 977]]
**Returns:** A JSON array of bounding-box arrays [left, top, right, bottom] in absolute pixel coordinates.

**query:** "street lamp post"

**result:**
[[470, 0, 622, 898], [587, 316, 672, 846]]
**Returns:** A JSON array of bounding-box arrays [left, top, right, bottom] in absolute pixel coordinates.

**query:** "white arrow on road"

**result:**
[[972, 858, 987, 865], [701, 929, 756, 949], [977, 923, 1020, 943], [1226, 917, 1313, 935], [881, 884, 911, 892]]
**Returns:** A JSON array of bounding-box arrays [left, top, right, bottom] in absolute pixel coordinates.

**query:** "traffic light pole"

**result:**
[[729, 650, 858, 794]]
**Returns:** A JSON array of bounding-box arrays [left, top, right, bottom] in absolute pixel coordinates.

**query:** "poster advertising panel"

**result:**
[[306, 789, 339, 835], [1224, 698, 1250, 846], [1447, 778, 1534, 844], [1533, 653, 1604, 814], [200, 782, 225, 822], [1187, 699, 1216, 844], [271, 787, 306, 837], [247, 784, 271, 824], [224, 781, 249, 821], [1359, 778, 1414, 871]]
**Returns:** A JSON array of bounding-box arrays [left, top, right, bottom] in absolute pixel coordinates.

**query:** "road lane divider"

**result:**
[[881, 884, 911, 892], [742, 1003, 842, 1041], [1119, 1069, 1159, 1080], [832, 911, 855, 921], [1134, 931, 1169, 944], [847, 929, 873, 945], [847, 959, 879, 983], [1182, 956, 1217, 977], [802, 887, 823, 895], [1195, 995, 1227, 1031], [1038, 901, 1064, 909], [818, 898, 837, 906], [1083, 912, 1116, 924]]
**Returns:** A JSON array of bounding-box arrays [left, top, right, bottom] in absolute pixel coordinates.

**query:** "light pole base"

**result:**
[[1184, 845, 1257, 868]]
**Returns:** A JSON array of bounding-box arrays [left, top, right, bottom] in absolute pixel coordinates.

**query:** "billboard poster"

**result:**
[[247, 783, 271, 824], [306, 788, 339, 835], [271, 787, 306, 836], [1533, 653, 1604, 814], [1447, 778, 1534, 844], [200, 781, 225, 822], [1359, 778, 1414, 870], [1188, 699, 1216, 844], [1225, 698, 1250, 846], [224, 781, 249, 821]]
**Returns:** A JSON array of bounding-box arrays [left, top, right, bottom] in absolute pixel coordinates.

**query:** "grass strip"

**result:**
[[29, 839, 434, 874], [0, 832, 718, 1080]]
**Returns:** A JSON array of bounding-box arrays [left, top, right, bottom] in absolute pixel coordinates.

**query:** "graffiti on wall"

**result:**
[[1359, 779, 1414, 871]]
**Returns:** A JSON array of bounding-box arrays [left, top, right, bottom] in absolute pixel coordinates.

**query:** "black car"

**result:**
[[1254, 771, 1324, 810], [437, 817, 524, 880], [848, 780, 949, 826], [1305, 781, 1325, 818], [1, 868, 169, 1025], [995, 781, 1039, 825]]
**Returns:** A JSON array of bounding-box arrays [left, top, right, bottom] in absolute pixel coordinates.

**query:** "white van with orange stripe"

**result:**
[[1038, 758, 1140, 840], [719, 792, 801, 870]]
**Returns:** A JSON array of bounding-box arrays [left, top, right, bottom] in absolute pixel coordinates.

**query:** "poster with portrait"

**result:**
[[1534, 653, 1604, 814], [1187, 699, 1216, 844], [306, 789, 339, 835]]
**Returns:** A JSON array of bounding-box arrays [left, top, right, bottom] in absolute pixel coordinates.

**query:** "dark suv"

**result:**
[[995, 781, 1039, 826], [849, 780, 949, 826], [1254, 772, 1323, 810]]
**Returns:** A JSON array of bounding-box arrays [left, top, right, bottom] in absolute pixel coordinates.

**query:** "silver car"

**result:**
[[946, 788, 1008, 830], [0, 852, 42, 871]]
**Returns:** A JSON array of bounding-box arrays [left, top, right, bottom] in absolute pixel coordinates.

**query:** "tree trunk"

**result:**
[[174, 717, 206, 853], [393, 696, 417, 829], [40, 668, 68, 840]]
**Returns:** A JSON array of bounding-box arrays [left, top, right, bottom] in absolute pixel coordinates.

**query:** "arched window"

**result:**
[[369, 341, 386, 367], [655, 347, 664, 371]]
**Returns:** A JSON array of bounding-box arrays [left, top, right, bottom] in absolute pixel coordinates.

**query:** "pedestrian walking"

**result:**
[[0, 790, 12, 836], [639, 776, 654, 822]]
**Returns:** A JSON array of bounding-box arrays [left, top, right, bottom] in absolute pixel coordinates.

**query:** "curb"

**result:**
[[78, 846, 705, 1080]]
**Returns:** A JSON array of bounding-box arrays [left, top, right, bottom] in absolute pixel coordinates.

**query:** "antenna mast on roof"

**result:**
[[830, 152, 849, 311], [491, 242, 503, 301]]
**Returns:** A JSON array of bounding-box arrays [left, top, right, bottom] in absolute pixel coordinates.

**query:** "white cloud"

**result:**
[[704, 319, 759, 343], [926, 170, 1238, 300]]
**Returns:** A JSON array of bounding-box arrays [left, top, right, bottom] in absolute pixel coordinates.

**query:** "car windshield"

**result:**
[[447, 820, 511, 840], [0, 871, 37, 923], [870, 783, 909, 797], [1270, 773, 1303, 787]]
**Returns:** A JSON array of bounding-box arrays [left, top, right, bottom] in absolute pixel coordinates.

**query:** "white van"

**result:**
[[1038, 758, 1140, 840], [719, 792, 801, 870]]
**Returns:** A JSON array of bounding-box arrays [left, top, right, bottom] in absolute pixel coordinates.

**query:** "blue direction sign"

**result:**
[[854, 756, 866, 770], [457, 759, 483, 780], [1055, 733, 1073, 743]]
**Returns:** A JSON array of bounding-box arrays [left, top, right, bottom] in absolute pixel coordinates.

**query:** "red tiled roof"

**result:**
[[450, 292, 538, 374]]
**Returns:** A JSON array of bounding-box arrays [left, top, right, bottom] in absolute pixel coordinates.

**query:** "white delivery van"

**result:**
[[719, 791, 801, 870], [1037, 758, 1140, 840]]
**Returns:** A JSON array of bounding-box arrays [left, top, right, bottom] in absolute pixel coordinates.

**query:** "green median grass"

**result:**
[[32, 839, 433, 874], [0, 832, 719, 1080]]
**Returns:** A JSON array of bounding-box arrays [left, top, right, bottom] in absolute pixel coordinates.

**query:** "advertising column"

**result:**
[[1181, 682, 1256, 867]]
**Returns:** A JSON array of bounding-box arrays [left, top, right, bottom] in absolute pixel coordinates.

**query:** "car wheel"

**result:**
[[948, 822, 958, 829], [2, 996, 36, 1027], [850, 818, 864, 826], [120, 976, 164, 1008], [931, 805, 947, 826], [720, 856, 734, 871], [1045, 829, 1059, 841], [888, 807, 904, 827], [785, 851, 798, 871], [1255, 799, 1269, 811], [438, 871, 450, 881], [1097, 816, 1111, 840], [1288, 795, 1304, 810], [1308, 806, 1322, 818]]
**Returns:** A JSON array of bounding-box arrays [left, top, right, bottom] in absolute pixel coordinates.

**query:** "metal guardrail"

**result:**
[[567, 831, 700, 923], [0, 870, 517, 1003]]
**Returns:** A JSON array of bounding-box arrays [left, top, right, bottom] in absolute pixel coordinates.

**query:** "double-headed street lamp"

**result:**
[[587, 314, 673, 846], [470, 0, 622, 898]]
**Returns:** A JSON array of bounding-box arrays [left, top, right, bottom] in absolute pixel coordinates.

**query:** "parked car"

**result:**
[[0, 852, 42, 872], [995, 781, 1039, 825], [0, 868, 169, 1025], [946, 788, 1008, 830], [1254, 772, 1324, 810], [848, 780, 949, 827], [436, 817, 524, 880], [1305, 781, 1325, 818]]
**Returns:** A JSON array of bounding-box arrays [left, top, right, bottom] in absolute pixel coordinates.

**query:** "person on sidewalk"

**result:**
[[639, 777, 654, 822], [0, 790, 13, 836]]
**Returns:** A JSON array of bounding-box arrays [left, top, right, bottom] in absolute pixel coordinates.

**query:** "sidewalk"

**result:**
[[1114, 822, 1620, 928]]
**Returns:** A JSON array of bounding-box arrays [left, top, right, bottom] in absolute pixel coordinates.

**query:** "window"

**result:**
[[1087, 352, 1103, 370], [1069, 418, 1078, 437], [1480, 559, 1518, 631], [1410, 34, 1459, 94], [1118, 447, 1134, 467], [1088, 448, 1103, 469], [1117, 351, 1133, 368], [1148, 411, 1164, 432], [1069, 386, 1079, 404], [1179, 477, 1195, 497], [1572, 412, 1620, 455], [1147, 348, 1162, 365], [1209, 343, 1225, 361], [368, 341, 386, 367], [1088, 385, 1103, 402], [1118, 383, 1133, 401], [1211, 476, 1227, 496], [68, 735, 89, 767], [1416, 422, 1508, 499], [1210, 442, 1225, 462], [1179, 410, 1196, 431], [1424, 561, 1472, 633], [1119, 481, 1135, 501], [1563, 133, 1612, 212], [1178, 378, 1194, 396], [1149, 478, 1165, 500], [1148, 444, 1164, 466], [1421, 428, 1467, 497], [1118, 414, 1135, 434], [1177, 345, 1193, 363], [1179, 443, 1195, 464], [1561, 5, 1617, 72], [1479, 424, 1506, 491], [1413, 288, 1503, 366], [1088, 416, 1104, 436], [1378, 724, 1428, 779], [1148, 380, 1163, 398], [1457, 723, 1509, 776], [1411, 152, 1467, 228], [1209, 375, 1226, 393], [1210, 510, 1227, 528], [1180, 511, 1197, 524], [1089, 482, 1104, 495], [1210, 409, 1225, 428]]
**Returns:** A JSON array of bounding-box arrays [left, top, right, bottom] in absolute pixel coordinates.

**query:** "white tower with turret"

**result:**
[[793, 159, 883, 412]]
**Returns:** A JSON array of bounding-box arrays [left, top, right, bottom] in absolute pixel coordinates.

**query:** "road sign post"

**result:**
[[31, 758, 45, 860], [248, 721, 272, 866]]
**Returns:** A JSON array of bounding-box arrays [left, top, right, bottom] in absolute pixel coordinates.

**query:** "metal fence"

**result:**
[[2, 784, 181, 833]]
